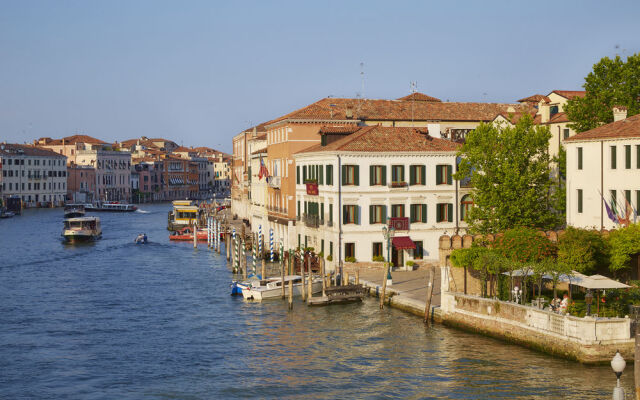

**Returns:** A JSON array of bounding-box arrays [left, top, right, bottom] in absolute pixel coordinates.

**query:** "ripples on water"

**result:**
[[0, 204, 627, 399]]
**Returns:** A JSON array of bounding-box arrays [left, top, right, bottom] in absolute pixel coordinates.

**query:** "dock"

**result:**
[[307, 284, 367, 306]]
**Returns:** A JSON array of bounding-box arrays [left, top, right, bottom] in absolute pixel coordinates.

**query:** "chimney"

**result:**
[[540, 103, 550, 123], [613, 106, 628, 122], [345, 107, 353, 119], [427, 123, 442, 139]]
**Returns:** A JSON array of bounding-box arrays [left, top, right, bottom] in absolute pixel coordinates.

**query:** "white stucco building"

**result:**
[[0, 144, 68, 207], [247, 134, 268, 237], [76, 149, 132, 202], [293, 126, 470, 272], [565, 107, 640, 230]]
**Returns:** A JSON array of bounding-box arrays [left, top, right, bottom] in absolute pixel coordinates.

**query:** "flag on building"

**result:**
[[603, 197, 619, 224], [258, 157, 269, 180], [620, 197, 634, 226]]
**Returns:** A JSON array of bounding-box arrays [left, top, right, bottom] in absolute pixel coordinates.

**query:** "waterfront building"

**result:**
[[159, 154, 198, 200], [565, 107, 640, 230], [0, 143, 67, 207], [294, 126, 470, 271], [67, 164, 96, 203], [75, 147, 132, 202], [232, 125, 266, 220], [34, 135, 108, 165], [208, 153, 231, 196], [258, 93, 516, 250], [247, 133, 267, 236]]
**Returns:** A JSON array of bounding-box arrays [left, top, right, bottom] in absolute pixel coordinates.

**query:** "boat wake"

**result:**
[[135, 209, 151, 214]]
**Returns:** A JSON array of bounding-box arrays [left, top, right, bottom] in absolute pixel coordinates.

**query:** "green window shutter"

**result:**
[[321, 203, 324, 220], [369, 205, 374, 224], [446, 165, 452, 185], [303, 165, 307, 181], [319, 165, 323, 185], [626, 145, 631, 169], [578, 148, 583, 170], [304, 201, 308, 214], [400, 166, 405, 182], [382, 205, 387, 224], [343, 205, 348, 224], [370, 165, 375, 186], [354, 165, 359, 186], [329, 204, 333, 222], [410, 204, 416, 222], [409, 166, 416, 185], [447, 203, 453, 222], [421, 166, 426, 185], [611, 146, 617, 169], [356, 206, 360, 225], [381, 166, 387, 185], [422, 204, 427, 222], [436, 204, 442, 222], [637, 146, 640, 169], [297, 200, 300, 216], [296, 166, 300, 184], [626, 190, 631, 203], [578, 189, 583, 213], [341, 165, 346, 185], [436, 165, 442, 185], [298, 234, 301, 248], [321, 239, 324, 254]]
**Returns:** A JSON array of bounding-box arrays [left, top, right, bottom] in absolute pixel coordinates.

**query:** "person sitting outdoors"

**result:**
[[559, 293, 569, 314]]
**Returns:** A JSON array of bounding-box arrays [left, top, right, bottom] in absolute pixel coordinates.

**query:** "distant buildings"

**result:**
[[565, 107, 639, 230], [0, 144, 67, 207]]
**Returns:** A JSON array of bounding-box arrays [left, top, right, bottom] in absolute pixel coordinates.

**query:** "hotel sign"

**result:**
[[306, 182, 319, 195], [389, 217, 409, 231]]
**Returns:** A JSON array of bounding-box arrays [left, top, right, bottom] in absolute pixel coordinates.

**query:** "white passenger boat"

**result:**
[[87, 202, 137, 212], [241, 275, 324, 300], [62, 217, 102, 242]]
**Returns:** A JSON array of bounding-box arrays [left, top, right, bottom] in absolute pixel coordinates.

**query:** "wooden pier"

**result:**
[[308, 284, 367, 306]]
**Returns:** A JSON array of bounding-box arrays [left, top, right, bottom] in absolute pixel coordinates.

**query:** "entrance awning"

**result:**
[[392, 236, 415, 250]]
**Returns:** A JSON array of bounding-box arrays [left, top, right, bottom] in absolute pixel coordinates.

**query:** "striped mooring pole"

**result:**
[[269, 228, 274, 263], [258, 225, 262, 258], [252, 239, 256, 275]]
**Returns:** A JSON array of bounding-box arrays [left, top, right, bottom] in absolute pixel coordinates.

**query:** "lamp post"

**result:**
[[382, 226, 396, 286], [611, 350, 626, 400]]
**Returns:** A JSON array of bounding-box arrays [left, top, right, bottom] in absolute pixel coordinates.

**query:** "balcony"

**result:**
[[268, 176, 281, 189], [302, 213, 323, 229]]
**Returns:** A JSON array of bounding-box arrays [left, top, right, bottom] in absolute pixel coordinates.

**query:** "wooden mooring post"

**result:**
[[380, 262, 390, 309], [288, 274, 293, 310], [424, 266, 435, 326], [321, 258, 326, 297], [261, 259, 266, 280], [225, 231, 230, 261], [281, 251, 286, 299], [307, 255, 312, 301], [193, 221, 197, 249], [300, 252, 306, 300], [355, 269, 360, 285]]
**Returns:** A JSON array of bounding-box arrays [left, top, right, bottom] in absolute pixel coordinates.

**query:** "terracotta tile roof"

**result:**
[[517, 94, 550, 103], [318, 125, 361, 134], [38, 134, 107, 145], [266, 97, 520, 126], [396, 92, 442, 102], [0, 143, 67, 157], [494, 109, 538, 124], [297, 126, 461, 154], [172, 146, 195, 153], [550, 90, 586, 100], [565, 114, 640, 142], [545, 112, 570, 124]]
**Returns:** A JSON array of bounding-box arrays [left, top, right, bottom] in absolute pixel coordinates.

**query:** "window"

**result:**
[[563, 128, 570, 139], [329, 204, 333, 223], [611, 146, 617, 169], [345, 243, 355, 259], [577, 147, 583, 170], [436, 165, 452, 185], [637, 146, 640, 169], [303, 165, 307, 181], [326, 165, 333, 185], [390, 204, 405, 218], [369, 165, 386, 186], [637, 191, 640, 214], [297, 200, 300, 217], [391, 165, 405, 183], [436, 203, 453, 222], [409, 165, 426, 185], [625, 145, 632, 169], [342, 165, 359, 185], [343, 205, 358, 224], [372, 242, 383, 259], [460, 194, 474, 221], [296, 166, 300, 184], [369, 205, 387, 224], [410, 204, 427, 223], [414, 241, 423, 260], [577, 189, 583, 213], [625, 190, 631, 205], [318, 165, 323, 185], [550, 105, 559, 115], [298, 234, 301, 249], [611, 190, 617, 213], [330, 241, 333, 258]]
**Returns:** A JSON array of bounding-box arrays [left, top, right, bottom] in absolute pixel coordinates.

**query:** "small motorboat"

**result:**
[[241, 275, 324, 300], [134, 233, 148, 244], [169, 226, 208, 241], [231, 275, 262, 296], [0, 208, 15, 219]]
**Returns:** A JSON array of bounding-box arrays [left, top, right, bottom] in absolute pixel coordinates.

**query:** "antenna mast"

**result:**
[[410, 81, 417, 126], [360, 62, 365, 99]]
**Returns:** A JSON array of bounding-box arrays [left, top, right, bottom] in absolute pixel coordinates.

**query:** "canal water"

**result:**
[[0, 203, 630, 399]]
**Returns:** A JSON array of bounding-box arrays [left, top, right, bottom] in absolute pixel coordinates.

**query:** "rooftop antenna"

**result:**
[[410, 81, 418, 126], [360, 62, 365, 100]]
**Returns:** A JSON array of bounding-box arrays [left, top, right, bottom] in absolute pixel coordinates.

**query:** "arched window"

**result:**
[[461, 194, 474, 221]]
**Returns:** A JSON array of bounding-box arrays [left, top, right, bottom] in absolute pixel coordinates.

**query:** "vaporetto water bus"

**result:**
[[61, 217, 102, 243], [167, 200, 200, 231]]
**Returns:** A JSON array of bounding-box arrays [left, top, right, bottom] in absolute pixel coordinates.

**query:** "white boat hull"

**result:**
[[242, 279, 323, 300]]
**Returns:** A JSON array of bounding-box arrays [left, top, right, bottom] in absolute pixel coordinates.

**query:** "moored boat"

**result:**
[[62, 217, 102, 242], [169, 226, 208, 241], [167, 200, 199, 231], [241, 275, 323, 300], [63, 204, 86, 219]]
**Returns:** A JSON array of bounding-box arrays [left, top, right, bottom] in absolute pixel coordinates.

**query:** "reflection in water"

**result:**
[[0, 205, 626, 399]]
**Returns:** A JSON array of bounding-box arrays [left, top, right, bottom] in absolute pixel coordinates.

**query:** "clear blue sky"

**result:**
[[1, 0, 639, 152]]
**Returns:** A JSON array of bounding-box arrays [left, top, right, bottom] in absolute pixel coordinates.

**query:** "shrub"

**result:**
[[327, 255, 333, 261], [608, 223, 640, 273], [493, 227, 557, 263], [557, 226, 607, 274], [317, 251, 324, 258], [372, 255, 385, 262], [406, 261, 415, 267], [345, 256, 357, 263]]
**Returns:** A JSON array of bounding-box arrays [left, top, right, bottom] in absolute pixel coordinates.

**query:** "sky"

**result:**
[[1, 1, 639, 153]]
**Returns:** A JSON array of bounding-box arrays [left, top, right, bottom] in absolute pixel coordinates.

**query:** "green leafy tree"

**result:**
[[557, 227, 607, 275], [608, 223, 640, 273], [451, 246, 507, 297], [565, 53, 640, 132], [455, 114, 561, 233]]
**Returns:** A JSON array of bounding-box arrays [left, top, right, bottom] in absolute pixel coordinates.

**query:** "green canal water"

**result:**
[[0, 203, 631, 399]]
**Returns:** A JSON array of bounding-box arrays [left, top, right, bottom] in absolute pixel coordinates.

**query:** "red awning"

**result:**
[[392, 236, 416, 250]]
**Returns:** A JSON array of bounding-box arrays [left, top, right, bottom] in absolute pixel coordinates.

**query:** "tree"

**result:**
[[450, 246, 507, 297], [565, 53, 640, 133], [454, 114, 561, 233], [608, 223, 640, 273], [557, 227, 607, 275]]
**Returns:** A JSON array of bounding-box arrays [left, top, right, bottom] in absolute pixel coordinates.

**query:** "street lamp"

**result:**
[[382, 225, 396, 286], [611, 350, 626, 400]]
